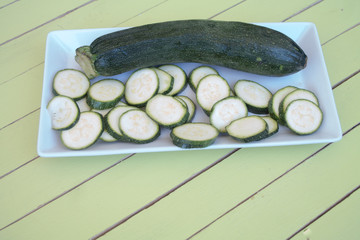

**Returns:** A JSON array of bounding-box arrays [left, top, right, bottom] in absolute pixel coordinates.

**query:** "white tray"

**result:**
[[37, 22, 342, 157]]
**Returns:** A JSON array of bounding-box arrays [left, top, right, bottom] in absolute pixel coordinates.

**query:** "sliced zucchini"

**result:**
[[268, 86, 297, 122], [76, 97, 91, 112], [61, 111, 104, 150], [152, 67, 174, 95], [188, 65, 219, 91], [158, 64, 187, 96], [210, 96, 248, 133], [124, 68, 159, 107], [104, 105, 137, 141], [119, 109, 160, 144], [170, 123, 219, 148], [196, 74, 231, 115], [47, 95, 80, 131], [226, 116, 268, 143], [279, 88, 319, 124], [285, 99, 323, 135], [87, 78, 125, 110], [92, 108, 117, 142], [175, 95, 196, 122], [261, 116, 279, 138], [52, 69, 90, 100], [234, 80, 272, 114], [146, 94, 189, 128]]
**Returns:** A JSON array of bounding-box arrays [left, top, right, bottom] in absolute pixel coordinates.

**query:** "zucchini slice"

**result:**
[[47, 95, 80, 131], [210, 96, 248, 133], [146, 94, 189, 128], [196, 74, 231, 115], [104, 105, 137, 141], [87, 79, 125, 110], [119, 109, 160, 144], [188, 65, 219, 91], [124, 68, 159, 107], [170, 123, 219, 148], [61, 111, 104, 150], [158, 64, 187, 96], [285, 99, 323, 135], [261, 116, 279, 138], [279, 88, 319, 124], [152, 68, 174, 95], [234, 80, 272, 114], [268, 86, 297, 122], [226, 116, 268, 143], [52, 69, 90, 100], [175, 95, 196, 122], [91, 108, 117, 142]]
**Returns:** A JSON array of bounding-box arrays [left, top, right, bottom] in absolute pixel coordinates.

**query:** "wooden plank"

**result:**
[[0, 0, 91, 44], [291, 186, 360, 240], [190, 123, 360, 240], [210, 0, 317, 22], [322, 25, 360, 85], [0, 110, 39, 177], [0, 65, 42, 129], [115, 0, 241, 26], [0, 149, 231, 239], [288, 0, 360, 43]]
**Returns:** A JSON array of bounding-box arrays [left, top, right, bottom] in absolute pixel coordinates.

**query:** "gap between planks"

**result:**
[[186, 121, 360, 240], [0, 153, 135, 232]]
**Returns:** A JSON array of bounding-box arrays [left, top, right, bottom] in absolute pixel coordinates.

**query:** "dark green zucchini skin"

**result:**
[[76, 20, 307, 78]]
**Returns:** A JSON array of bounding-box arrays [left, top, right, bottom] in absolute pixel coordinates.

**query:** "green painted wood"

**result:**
[[0, 0, 90, 44], [288, 0, 360, 43], [0, 110, 39, 177], [192, 123, 360, 240], [211, 0, 316, 22], [291, 186, 360, 240], [322, 26, 360, 85], [0, 149, 231, 239]]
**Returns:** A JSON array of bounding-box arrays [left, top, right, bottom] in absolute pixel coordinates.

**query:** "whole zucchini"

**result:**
[[75, 20, 307, 79]]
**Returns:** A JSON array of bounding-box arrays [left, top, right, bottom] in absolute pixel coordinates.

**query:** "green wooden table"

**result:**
[[0, 0, 359, 239]]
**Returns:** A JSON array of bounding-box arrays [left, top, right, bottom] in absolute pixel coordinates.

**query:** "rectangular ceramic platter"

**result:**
[[37, 22, 342, 157]]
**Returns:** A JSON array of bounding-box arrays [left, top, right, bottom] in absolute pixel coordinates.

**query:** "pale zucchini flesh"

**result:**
[[261, 116, 279, 138], [61, 111, 104, 150], [170, 123, 219, 148], [226, 116, 268, 142], [104, 105, 137, 141], [47, 95, 80, 131], [188, 65, 219, 91], [279, 88, 319, 124], [87, 79, 125, 109], [268, 86, 297, 122], [124, 68, 159, 107], [91, 108, 117, 142], [119, 109, 160, 144], [285, 99, 323, 135], [210, 96, 248, 133], [158, 64, 187, 96], [146, 94, 189, 128], [52, 69, 90, 100], [234, 80, 272, 114], [196, 74, 231, 115], [152, 68, 174, 95], [175, 95, 196, 122]]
